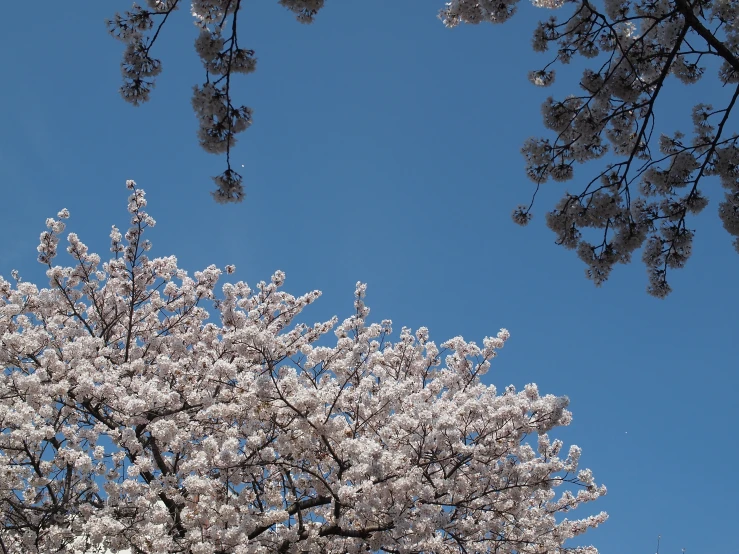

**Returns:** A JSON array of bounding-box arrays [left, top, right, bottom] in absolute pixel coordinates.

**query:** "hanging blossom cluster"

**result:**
[[440, 0, 739, 297], [0, 181, 606, 553], [106, 0, 739, 295], [107, 1, 325, 203]]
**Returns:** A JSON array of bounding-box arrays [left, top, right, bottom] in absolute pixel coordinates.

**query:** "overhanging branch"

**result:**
[[674, 0, 739, 72]]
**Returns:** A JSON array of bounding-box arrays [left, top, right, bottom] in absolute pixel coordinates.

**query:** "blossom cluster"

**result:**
[[439, 0, 739, 296], [107, 1, 325, 203], [0, 183, 606, 553]]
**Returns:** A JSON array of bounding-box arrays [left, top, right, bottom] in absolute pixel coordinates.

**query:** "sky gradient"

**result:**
[[1, 1, 737, 552]]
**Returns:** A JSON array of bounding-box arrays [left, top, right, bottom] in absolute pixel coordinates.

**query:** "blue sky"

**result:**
[[1, 1, 737, 552]]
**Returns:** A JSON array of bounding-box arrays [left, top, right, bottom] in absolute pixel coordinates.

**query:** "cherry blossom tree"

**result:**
[[0, 182, 607, 553], [107, 0, 739, 296]]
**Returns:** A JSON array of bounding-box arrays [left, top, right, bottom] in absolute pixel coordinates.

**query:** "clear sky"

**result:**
[[1, 1, 737, 553]]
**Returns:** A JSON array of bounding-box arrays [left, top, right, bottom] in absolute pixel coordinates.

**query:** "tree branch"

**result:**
[[674, 0, 739, 72]]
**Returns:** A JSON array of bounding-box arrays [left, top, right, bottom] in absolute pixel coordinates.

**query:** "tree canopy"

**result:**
[[0, 182, 606, 553]]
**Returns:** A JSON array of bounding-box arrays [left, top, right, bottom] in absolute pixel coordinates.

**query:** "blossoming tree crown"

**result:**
[[0, 182, 606, 552]]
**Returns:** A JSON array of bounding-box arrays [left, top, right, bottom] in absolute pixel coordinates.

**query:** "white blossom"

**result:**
[[0, 182, 607, 553]]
